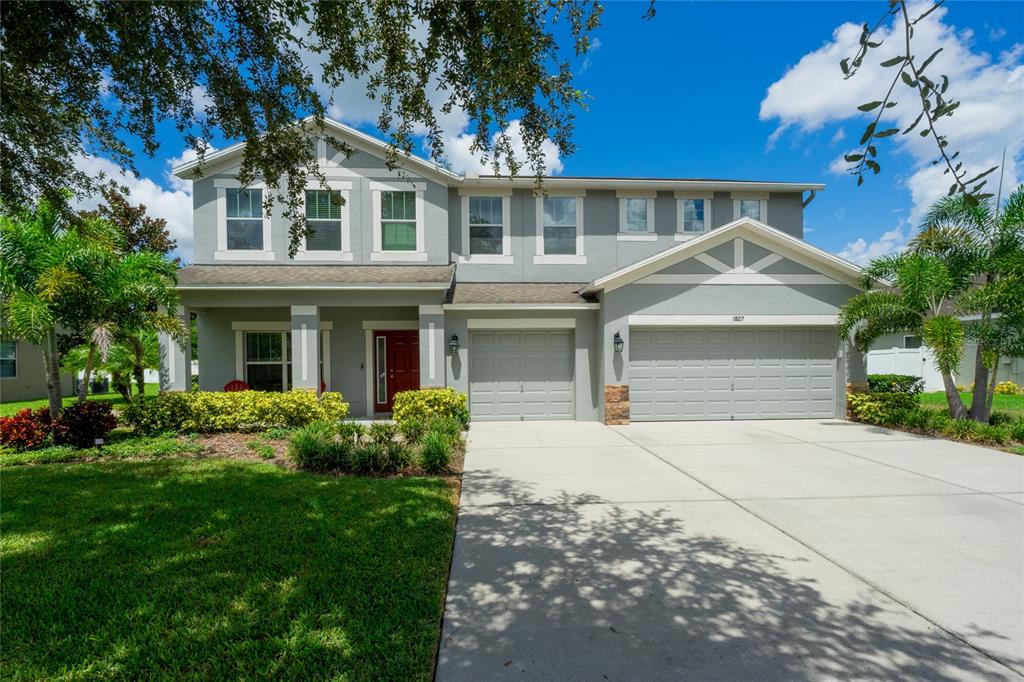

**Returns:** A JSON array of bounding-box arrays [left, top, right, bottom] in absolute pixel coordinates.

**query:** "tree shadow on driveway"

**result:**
[[438, 469, 1018, 681]]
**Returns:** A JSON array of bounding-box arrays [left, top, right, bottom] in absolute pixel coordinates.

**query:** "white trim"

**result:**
[[369, 180, 426, 192], [617, 195, 656, 236], [733, 197, 768, 223], [374, 334, 387, 406], [364, 329, 373, 412], [467, 318, 576, 330], [615, 190, 657, 199], [300, 323, 309, 382], [215, 186, 274, 260], [419, 305, 443, 315], [458, 187, 513, 197], [734, 238, 744, 271], [677, 195, 713, 236], [232, 321, 333, 331], [628, 314, 838, 327], [533, 254, 588, 265], [673, 233, 700, 242], [297, 184, 352, 260], [213, 178, 268, 189], [535, 194, 586, 262], [291, 305, 317, 316], [321, 330, 331, 391], [443, 303, 600, 311], [582, 217, 864, 293], [459, 193, 512, 263], [234, 331, 243, 379], [748, 253, 783, 273], [616, 233, 658, 242], [428, 321, 436, 381], [694, 253, 731, 273], [361, 320, 417, 330], [636, 273, 840, 285], [371, 185, 426, 261]]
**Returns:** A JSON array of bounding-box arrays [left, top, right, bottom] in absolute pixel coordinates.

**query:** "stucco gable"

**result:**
[[581, 218, 863, 293]]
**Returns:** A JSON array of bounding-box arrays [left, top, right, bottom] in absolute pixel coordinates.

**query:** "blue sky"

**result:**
[[87, 1, 1023, 263]]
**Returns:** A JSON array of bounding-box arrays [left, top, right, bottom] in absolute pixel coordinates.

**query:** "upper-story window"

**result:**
[[459, 190, 512, 264], [682, 199, 706, 233], [616, 191, 656, 241], [0, 339, 16, 379], [469, 197, 503, 254], [214, 181, 274, 260], [371, 182, 427, 262], [535, 193, 586, 264], [733, 193, 768, 223], [226, 189, 264, 250], [305, 190, 342, 250], [675, 192, 713, 240]]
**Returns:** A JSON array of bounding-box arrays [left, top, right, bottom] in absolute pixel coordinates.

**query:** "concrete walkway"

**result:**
[[437, 420, 1024, 681]]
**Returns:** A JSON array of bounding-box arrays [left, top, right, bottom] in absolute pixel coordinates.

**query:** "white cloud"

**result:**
[[296, 22, 562, 175], [445, 120, 564, 176], [829, 128, 845, 144], [71, 151, 198, 262], [838, 221, 912, 266], [988, 25, 1007, 42], [761, 3, 1024, 226]]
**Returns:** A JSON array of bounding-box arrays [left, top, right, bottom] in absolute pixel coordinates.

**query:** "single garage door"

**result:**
[[469, 329, 574, 420], [629, 327, 837, 421]]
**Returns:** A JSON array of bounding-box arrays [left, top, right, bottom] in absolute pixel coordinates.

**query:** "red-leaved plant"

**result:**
[[52, 401, 118, 449], [0, 407, 52, 450]]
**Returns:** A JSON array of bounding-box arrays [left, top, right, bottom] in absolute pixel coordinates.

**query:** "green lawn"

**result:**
[[919, 390, 1024, 417], [0, 383, 160, 416], [1, 458, 457, 680]]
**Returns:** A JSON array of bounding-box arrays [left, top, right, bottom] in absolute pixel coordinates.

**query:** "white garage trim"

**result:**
[[628, 314, 837, 326], [467, 318, 576, 330]]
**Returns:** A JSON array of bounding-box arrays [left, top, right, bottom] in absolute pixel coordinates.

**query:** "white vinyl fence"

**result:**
[[865, 347, 947, 392]]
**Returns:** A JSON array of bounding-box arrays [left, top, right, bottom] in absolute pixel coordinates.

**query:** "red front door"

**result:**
[[373, 330, 420, 412]]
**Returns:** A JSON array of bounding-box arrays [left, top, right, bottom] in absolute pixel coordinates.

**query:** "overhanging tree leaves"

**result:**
[[0, 0, 601, 256], [839, 1, 996, 202]]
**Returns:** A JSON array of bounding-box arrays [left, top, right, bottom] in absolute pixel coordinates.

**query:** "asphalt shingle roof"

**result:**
[[448, 282, 592, 305], [177, 264, 454, 287]]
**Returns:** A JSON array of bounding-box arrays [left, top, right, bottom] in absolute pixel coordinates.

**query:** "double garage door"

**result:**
[[630, 327, 837, 421], [469, 330, 574, 421]]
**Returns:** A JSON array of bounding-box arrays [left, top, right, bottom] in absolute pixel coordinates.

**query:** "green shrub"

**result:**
[[385, 441, 414, 470], [427, 415, 463, 441], [847, 392, 918, 423], [263, 427, 294, 440], [941, 419, 979, 442], [53, 402, 118, 448], [420, 429, 452, 474], [1010, 419, 1024, 443], [989, 411, 1015, 427], [398, 416, 426, 445], [367, 421, 398, 445], [867, 374, 924, 396], [287, 421, 351, 472], [974, 424, 1009, 445], [121, 392, 192, 434], [392, 388, 469, 427], [336, 421, 366, 445], [123, 390, 349, 434], [994, 380, 1020, 395]]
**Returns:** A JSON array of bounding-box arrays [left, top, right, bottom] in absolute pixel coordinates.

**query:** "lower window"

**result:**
[[245, 331, 291, 391], [0, 340, 15, 378]]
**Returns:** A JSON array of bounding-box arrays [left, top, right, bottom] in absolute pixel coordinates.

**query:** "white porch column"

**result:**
[[158, 305, 191, 392], [290, 305, 321, 392], [418, 305, 445, 388]]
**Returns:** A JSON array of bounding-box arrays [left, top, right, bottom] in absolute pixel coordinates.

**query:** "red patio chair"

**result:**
[[224, 379, 249, 392]]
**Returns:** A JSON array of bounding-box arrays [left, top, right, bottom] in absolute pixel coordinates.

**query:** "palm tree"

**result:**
[[916, 185, 1024, 422], [839, 251, 973, 419], [0, 199, 110, 417]]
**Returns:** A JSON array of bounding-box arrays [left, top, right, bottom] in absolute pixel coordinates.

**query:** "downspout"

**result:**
[[801, 190, 818, 208]]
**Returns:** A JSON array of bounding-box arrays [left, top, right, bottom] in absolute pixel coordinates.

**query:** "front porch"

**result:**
[[160, 304, 446, 418]]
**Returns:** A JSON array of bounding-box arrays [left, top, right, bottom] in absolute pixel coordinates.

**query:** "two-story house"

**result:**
[[162, 118, 867, 423]]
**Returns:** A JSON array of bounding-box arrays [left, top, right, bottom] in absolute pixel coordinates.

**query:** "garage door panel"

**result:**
[[629, 326, 837, 421], [470, 330, 574, 421]]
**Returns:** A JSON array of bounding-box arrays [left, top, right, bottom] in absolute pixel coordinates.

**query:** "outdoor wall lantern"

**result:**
[[613, 332, 624, 353], [449, 334, 460, 354]]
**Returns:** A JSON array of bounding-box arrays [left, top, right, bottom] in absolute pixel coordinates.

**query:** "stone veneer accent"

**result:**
[[604, 384, 630, 425]]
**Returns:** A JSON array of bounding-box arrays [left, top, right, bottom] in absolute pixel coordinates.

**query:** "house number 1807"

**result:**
[[732, 315, 745, 322]]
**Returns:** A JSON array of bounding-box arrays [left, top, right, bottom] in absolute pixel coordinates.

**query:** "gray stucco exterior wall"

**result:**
[[0, 340, 73, 402]]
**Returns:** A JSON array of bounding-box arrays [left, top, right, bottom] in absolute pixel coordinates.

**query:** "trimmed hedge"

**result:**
[[867, 373, 924, 396], [123, 390, 349, 434], [392, 388, 469, 427]]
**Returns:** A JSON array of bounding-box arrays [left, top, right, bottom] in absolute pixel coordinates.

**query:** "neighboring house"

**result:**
[[0, 338, 73, 403], [868, 333, 1024, 392], [161, 118, 868, 423]]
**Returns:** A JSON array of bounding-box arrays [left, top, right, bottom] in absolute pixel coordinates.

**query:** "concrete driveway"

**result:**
[[437, 420, 1024, 681]]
